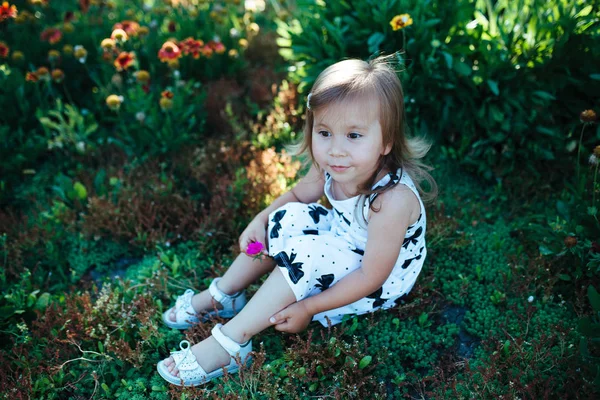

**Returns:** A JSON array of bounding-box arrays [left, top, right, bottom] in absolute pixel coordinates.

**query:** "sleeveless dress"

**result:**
[[266, 167, 427, 326]]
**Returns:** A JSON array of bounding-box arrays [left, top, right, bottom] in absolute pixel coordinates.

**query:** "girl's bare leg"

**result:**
[[164, 267, 296, 375], [169, 253, 276, 321]]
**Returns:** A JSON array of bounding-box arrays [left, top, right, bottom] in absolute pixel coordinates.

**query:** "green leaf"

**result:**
[[532, 91, 556, 101], [558, 273, 571, 281], [590, 74, 600, 81], [101, 383, 110, 395], [73, 182, 87, 200], [539, 245, 554, 256], [588, 285, 600, 312], [556, 200, 570, 221], [454, 61, 472, 76], [441, 52, 453, 69], [358, 355, 372, 369], [487, 80, 499, 96], [367, 32, 385, 54], [35, 292, 51, 310]]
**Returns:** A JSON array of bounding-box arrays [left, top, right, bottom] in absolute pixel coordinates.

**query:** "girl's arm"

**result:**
[[301, 186, 419, 316], [254, 164, 325, 225]]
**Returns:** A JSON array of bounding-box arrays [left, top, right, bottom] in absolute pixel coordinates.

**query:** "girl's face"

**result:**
[[311, 95, 391, 195]]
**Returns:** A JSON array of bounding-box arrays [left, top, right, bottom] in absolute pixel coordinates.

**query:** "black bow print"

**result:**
[[388, 171, 399, 181], [334, 208, 351, 226], [351, 248, 364, 255], [315, 273, 335, 291], [308, 205, 329, 224], [366, 286, 388, 308], [303, 229, 319, 235], [402, 226, 423, 249], [401, 254, 422, 269], [269, 210, 286, 239], [274, 251, 304, 284]]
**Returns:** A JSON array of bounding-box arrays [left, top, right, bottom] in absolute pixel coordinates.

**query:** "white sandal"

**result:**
[[156, 323, 252, 386], [162, 278, 247, 330]]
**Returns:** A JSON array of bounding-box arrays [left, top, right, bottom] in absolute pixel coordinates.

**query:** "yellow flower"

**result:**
[[135, 70, 150, 84], [36, 66, 50, 81], [51, 68, 64, 83], [238, 38, 248, 49], [228, 49, 239, 58], [159, 97, 173, 111], [111, 28, 128, 42], [138, 26, 149, 37], [101, 38, 116, 50], [106, 94, 123, 111], [48, 49, 60, 62], [390, 14, 413, 31], [73, 45, 87, 63], [11, 50, 24, 62], [63, 22, 75, 33], [62, 44, 73, 56]]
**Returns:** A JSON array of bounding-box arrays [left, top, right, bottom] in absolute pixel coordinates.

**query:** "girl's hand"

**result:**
[[239, 217, 269, 258], [270, 301, 312, 333]]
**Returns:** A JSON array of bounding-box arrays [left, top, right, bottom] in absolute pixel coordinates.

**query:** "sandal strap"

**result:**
[[211, 323, 242, 356], [208, 278, 241, 305]]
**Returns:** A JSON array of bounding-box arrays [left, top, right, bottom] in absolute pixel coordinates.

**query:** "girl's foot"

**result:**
[[163, 278, 248, 329], [168, 290, 221, 323], [162, 335, 230, 378], [157, 323, 253, 386]]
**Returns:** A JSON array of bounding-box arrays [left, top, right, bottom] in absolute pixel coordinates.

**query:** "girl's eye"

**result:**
[[348, 132, 362, 139], [318, 130, 331, 137]]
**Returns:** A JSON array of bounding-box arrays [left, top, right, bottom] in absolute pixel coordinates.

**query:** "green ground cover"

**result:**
[[1, 0, 599, 398]]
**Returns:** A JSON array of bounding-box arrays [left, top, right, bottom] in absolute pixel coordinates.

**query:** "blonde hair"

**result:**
[[288, 54, 438, 226]]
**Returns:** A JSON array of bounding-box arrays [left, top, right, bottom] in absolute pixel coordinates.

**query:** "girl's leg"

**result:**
[[169, 253, 276, 322], [164, 267, 296, 375]]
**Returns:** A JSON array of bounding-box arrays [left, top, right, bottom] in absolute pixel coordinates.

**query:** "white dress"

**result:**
[[267, 167, 427, 326]]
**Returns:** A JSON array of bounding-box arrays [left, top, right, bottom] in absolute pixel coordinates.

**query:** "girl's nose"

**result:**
[[328, 137, 347, 157]]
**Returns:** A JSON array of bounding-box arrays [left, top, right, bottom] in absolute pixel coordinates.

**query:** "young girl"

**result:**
[[157, 55, 437, 386]]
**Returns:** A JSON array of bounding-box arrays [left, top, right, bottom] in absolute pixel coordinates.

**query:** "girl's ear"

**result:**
[[383, 143, 392, 156]]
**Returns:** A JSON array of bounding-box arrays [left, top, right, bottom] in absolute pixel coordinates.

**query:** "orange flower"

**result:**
[[36, 66, 50, 81], [51, 68, 65, 83], [207, 40, 225, 54], [161, 90, 174, 99], [114, 51, 135, 71], [201, 45, 213, 58], [25, 71, 38, 82], [138, 26, 149, 37], [390, 14, 413, 31], [581, 110, 597, 124], [0, 2, 17, 22], [0, 41, 8, 58], [158, 41, 181, 62], [113, 20, 140, 36], [11, 50, 24, 62], [179, 37, 204, 59], [40, 27, 62, 44]]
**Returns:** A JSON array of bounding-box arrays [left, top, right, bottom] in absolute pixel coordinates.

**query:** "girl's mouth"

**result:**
[[330, 165, 349, 173]]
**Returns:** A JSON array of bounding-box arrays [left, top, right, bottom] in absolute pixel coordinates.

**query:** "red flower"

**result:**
[[25, 71, 38, 82], [114, 51, 135, 71], [158, 41, 181, 62], [0, 2, 17, 22], [161, 90, 174, 99], [207, 40, 225, 54], [113, 20, 140, 36], [40, 27, 63, 44], [0, 41, 8, 58], [179, 37, 204, 59]]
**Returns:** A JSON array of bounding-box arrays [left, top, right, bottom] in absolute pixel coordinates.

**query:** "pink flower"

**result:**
[[246, 241, 264, 255]]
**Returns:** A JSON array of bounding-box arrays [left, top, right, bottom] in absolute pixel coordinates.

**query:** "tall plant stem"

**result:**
[[593, 162, 599, 207], [576, 124, 586, 183]]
